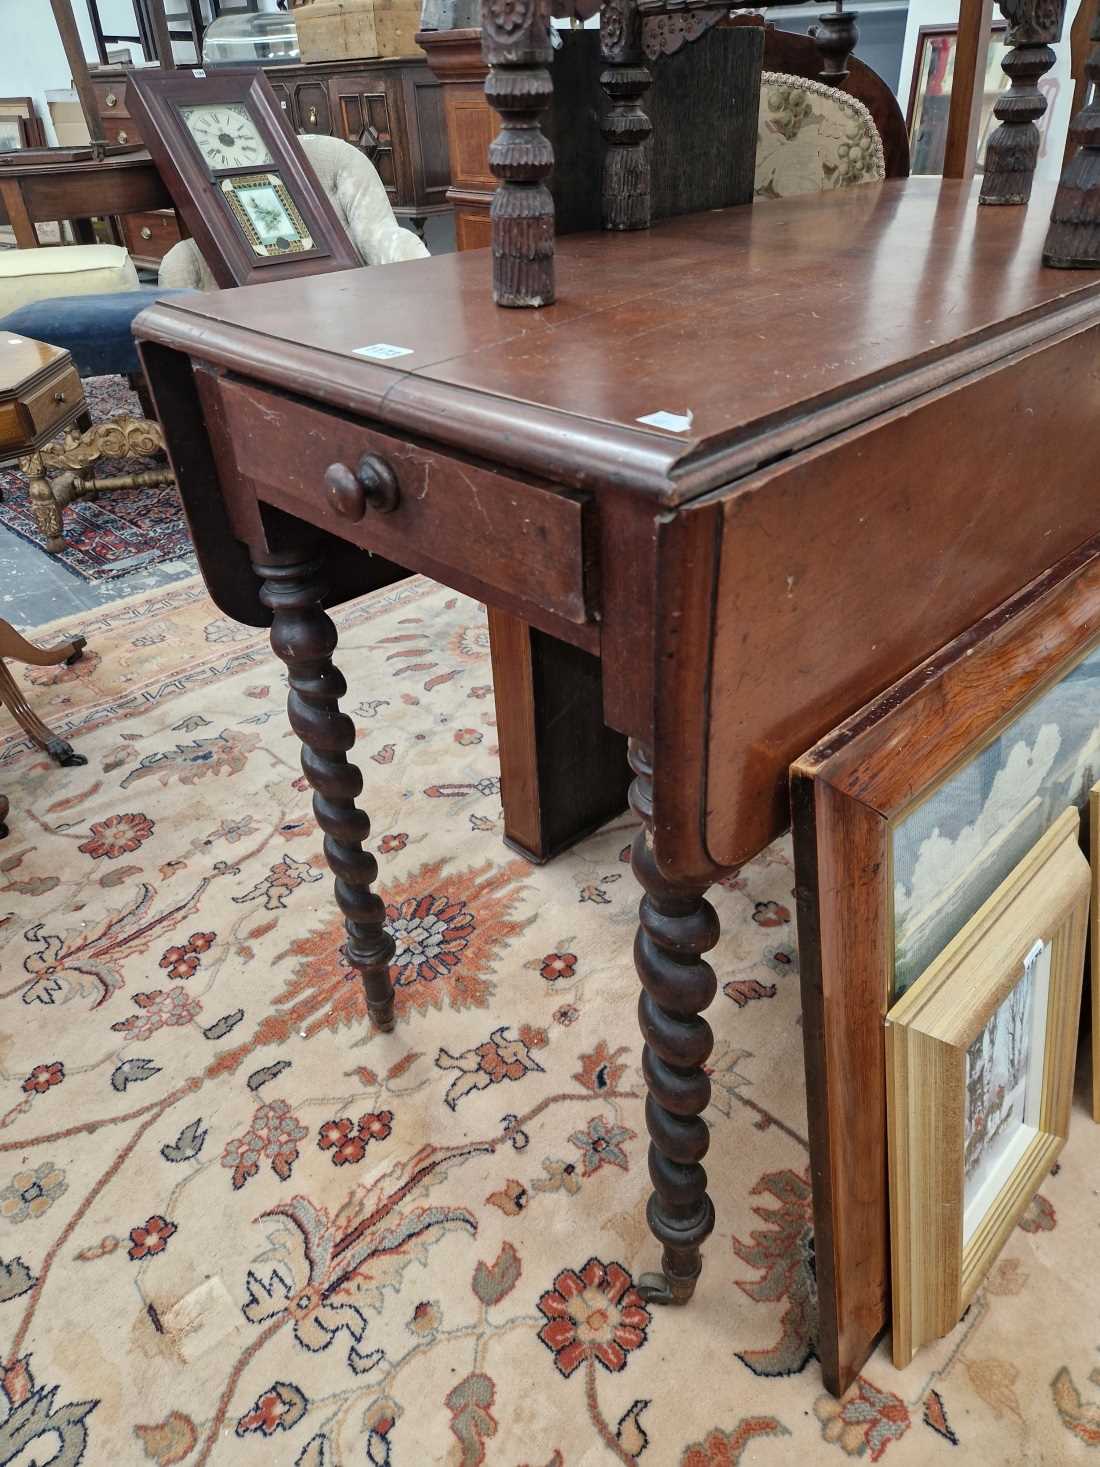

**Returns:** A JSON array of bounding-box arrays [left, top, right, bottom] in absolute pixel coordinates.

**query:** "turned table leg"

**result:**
[[255, 551, 397, 1032], [20, 451, 65, 554], [628, 739, 718, 1304]]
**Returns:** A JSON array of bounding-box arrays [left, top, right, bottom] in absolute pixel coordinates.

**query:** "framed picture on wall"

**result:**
[[792, 534, 1100, 1404], [907, 24, 1009, 174], [887, 807, 1088, 1366]]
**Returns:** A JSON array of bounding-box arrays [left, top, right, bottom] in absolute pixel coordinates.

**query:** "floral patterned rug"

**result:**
[[0, 574, 1097, 1466], [0, 376, 193, 582]]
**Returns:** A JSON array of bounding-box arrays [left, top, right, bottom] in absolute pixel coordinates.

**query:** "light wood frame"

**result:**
[[887, 807, 1088, 1366], [791, 535, 1100, 1395], [1089, 783, 1100, 1123]]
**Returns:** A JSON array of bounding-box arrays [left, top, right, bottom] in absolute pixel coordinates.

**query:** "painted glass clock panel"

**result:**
[[179, 102, 273, 173], [221, 173, 315, 257]]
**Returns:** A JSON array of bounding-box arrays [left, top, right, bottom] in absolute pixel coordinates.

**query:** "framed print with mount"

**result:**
[[886, 807, 1088, 1366], [126, 66, 358, 286], [791, 534, 1100, 1394]]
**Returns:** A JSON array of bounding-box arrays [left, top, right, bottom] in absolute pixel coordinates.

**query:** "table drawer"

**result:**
[[205, 374, 593, 625], [25, 366, 82, 438], [121, 208, 181, 263], [102, 116, 142, 147], [94, 81, 132, 119]]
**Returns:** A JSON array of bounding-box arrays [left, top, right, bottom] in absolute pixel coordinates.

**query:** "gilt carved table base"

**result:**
[[20, 414, 173, 553]]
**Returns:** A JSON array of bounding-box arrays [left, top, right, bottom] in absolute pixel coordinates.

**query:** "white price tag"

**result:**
[[192, 68, 206, 77], [354, 343, 415, 361], [636, 409, 694, 433]]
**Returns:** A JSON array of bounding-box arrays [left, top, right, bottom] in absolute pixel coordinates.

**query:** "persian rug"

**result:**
[[0, 376, 192, 582], [0, 574, 1097, 1467]]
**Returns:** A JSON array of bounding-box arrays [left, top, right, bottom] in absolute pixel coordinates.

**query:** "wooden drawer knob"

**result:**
[[324, 454, 400, 519]]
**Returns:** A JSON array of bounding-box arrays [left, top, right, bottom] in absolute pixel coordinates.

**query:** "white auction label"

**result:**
[[637, 409, 694, 433], [192, 68, 206, 77], [354, 343, 415, 361]]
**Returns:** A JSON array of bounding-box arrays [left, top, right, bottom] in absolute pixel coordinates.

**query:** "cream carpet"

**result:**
[[0, 574, 1096, 1466]]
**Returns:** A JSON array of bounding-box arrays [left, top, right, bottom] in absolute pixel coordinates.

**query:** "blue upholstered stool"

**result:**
[[0, 288, 194, 379], [0, 289, 194, 552]]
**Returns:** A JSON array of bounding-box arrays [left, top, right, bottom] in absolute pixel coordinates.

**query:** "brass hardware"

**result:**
[[53, 391, 66, 404], [140, 226, 152, 240], [308, 105, 318, 126], [105, 91, 118, 107], [324, 455, 400, 520], [117, 130, 129, 144]]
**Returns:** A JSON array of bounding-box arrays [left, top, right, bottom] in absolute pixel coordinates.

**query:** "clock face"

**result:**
[[179, 103, 272, 172]]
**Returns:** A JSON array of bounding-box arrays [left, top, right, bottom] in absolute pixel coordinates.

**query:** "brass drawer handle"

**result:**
[[54, 390, 66, 403], [140, 226, 152, 240], [324, 454, 400, 519], [117, 130, 129, 144], [105, 91, 118, 108]]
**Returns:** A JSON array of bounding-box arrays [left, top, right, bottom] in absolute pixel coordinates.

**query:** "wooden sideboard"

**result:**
[[90, 57, 450, 268]]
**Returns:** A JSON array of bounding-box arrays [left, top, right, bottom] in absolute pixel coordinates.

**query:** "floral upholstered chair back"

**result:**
[[755, 72, 886, 200]]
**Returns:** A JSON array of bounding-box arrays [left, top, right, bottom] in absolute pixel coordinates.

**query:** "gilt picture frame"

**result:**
[[886, 808, 1088, 1366], [791, 535, 1100, 1394]]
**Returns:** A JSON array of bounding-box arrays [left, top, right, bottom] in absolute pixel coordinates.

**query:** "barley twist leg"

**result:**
[[255, 551, 396, 1031]]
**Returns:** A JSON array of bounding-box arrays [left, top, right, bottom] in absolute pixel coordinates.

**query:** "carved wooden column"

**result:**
[[1044, 2, 1100, 265], [601, 0, 653, 229], [481, 0, 556, 306], [980, 0, 1066, 205], [256, 551, 397, 1032], [629, 739, 718, 1303]]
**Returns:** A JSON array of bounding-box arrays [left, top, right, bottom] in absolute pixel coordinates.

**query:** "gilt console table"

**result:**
[[135, 177, 1100, 1395]]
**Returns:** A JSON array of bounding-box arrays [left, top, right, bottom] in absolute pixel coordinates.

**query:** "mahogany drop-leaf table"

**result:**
[[135, 177, 1100, 1394]]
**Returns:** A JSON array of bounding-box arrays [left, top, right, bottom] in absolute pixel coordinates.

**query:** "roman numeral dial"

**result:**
[[180, 103, 273, 172]]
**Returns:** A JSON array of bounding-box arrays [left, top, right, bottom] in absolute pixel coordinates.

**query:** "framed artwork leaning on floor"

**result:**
[[886, 807, 1089, 1366], [791, 533, 1100, 1392]]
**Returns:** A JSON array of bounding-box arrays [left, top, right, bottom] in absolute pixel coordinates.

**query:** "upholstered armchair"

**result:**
[[159, 133, 428, 290]]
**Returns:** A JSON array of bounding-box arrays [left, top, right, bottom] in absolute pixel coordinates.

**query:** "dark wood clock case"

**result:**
[[127, 65, 361, 287]]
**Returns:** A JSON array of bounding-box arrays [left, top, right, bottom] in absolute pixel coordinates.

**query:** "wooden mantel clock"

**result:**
[[127, 66, 359, 287]]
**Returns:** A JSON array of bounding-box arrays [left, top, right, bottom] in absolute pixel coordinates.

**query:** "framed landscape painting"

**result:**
[[791, 535, 1100, 1393], [887, 808, 1088, 1365]]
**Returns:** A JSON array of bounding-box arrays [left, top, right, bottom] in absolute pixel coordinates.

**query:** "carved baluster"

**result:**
[[481, 0, 555, 307], [601, 0, 653, 230], [813, 3, 860, 86], [629, 740, 718, 1304], [1043, 3, 1100, 265], [980, 0, 1067, 206], [256, 552, 397, 1032]]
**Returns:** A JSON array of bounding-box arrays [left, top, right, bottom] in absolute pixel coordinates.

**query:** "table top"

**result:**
[[0, 148, 155, 178], [0, 333, 70, 397], [136, 177, 1100, 503]]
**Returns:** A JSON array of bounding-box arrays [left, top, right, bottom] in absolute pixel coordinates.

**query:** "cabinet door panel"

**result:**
[[330, 76, 402, 200]]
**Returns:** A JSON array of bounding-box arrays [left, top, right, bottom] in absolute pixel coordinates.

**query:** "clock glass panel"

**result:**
[[220, 173, 315, 257], [179, 102, 272, 171]]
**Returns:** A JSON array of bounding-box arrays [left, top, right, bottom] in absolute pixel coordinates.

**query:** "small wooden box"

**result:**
[[293, 0, 424, 62]]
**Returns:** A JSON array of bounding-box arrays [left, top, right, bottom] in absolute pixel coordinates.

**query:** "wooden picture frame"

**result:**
[[0, 98, 46, 152], [792, 535, 1100, 1394], [887, 807, 1088, 1367], [907, 24, 1008, 176], [1090, 783, 1100, 1124], [126, 66, 359, 287]]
